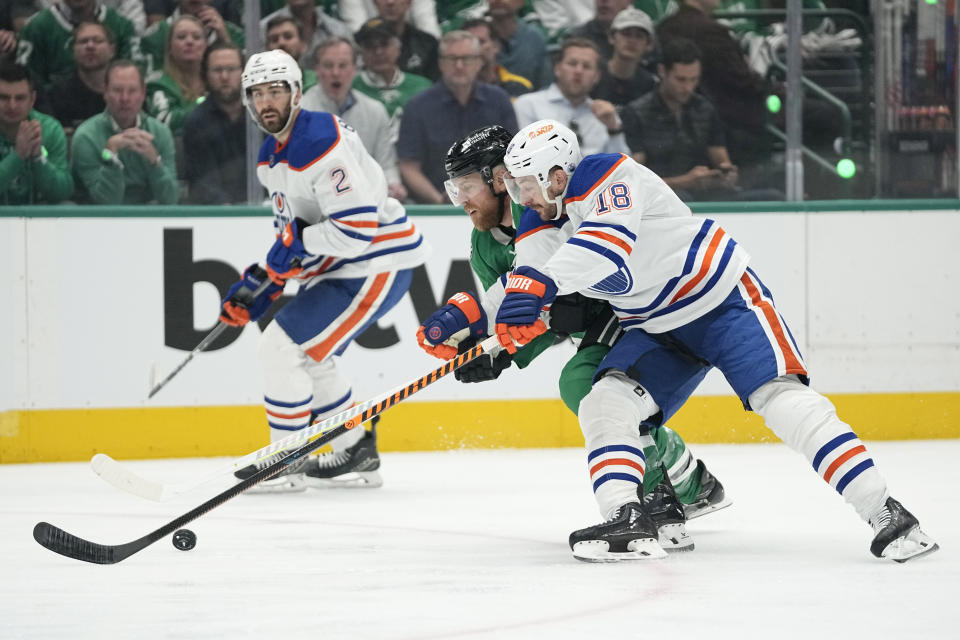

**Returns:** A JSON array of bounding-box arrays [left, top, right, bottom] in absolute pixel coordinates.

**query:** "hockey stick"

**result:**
[[148, 266, 283, 399], [34, 336, 499, 564], [97, 332, 498, 501]]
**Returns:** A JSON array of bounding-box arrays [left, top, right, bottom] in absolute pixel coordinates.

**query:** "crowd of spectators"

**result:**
[[4, 0, 854, 206]]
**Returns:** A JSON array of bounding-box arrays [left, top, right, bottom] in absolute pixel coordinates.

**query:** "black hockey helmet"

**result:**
[[444, 125, 514, 185]]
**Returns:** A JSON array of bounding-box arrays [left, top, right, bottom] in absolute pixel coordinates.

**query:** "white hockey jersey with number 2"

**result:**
[[516, 153, 751, 334], [257, 109, 429, 283]]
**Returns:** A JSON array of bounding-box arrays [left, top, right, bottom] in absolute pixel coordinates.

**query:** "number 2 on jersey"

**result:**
[[595, 182, 632, 215], [331, 167, 351, 194]]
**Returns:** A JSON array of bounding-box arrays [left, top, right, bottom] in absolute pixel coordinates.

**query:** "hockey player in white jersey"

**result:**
[[222, 50, 429, 492], [490, 119, 935, 562]]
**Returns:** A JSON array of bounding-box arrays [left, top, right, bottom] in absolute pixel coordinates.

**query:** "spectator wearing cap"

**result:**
[[372, 0, 439, 81], [487, 0, 551, 90], [0, 62, 73, 204], [512, 37, 628, 157], [396, 30, 517, 203], [265, 15, 318, 92], [591, 7, 656, 106], [47, 21, 116, 133], [259, 0, 352, 70], [462, 18, 531, 98], [621, 38, 783, 202], [569, 0, 632, 62], [302, 37, 406, 201], [352, 18, 431, 142]]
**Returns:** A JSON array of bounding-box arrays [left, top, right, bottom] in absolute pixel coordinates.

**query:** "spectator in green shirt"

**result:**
[[136, 0, 243, 77], [0, 62, 73, 204], [71, 59, 178, 204], [352, 18, 431, 142], [15, 0, 135, 91], [145, 14, 206, 134]]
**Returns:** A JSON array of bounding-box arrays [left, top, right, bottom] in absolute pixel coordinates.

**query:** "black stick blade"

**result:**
[[33, 522, 131, 565]]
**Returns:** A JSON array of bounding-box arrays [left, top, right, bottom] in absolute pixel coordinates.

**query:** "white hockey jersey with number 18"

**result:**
[[521, 153, 751, 334], [257, 109, 430, 283]]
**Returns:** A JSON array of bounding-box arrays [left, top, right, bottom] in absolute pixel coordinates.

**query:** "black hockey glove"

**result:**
[[454, 336, 512, 383], [548, 293, 592, 336]]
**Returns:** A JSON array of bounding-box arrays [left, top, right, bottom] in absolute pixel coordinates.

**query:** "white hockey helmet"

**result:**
[[241, 49, 303, 134], [503, 119, 581, 219]]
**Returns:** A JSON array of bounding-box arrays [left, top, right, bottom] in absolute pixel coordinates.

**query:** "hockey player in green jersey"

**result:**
[[15, 0, 136, 91], [425, 125, 731, 532]]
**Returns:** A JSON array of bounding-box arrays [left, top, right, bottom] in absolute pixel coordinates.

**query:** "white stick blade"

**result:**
[[91, 453, 166, 502]]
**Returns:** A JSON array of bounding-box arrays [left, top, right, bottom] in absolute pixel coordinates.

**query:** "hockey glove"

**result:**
[[417, 291, 488, 360], [494, 266, 557, 354], [220, 264, 285, 327], [266, 217, 310, 284], [548, 292, 591, 336], [454, 336, 513, 383]]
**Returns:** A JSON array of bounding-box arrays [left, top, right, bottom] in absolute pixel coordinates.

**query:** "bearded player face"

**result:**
[[248, 81, 294, 134]]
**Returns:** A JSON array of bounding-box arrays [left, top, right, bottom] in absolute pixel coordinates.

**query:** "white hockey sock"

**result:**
[[749, 376, 889, 521], [259, 322, 315, 443], [579, 372, 661, 519], [305, 356, 360, 452]]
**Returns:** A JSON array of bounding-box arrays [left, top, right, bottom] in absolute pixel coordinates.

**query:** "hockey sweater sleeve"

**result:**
[[540, 155, 650, 295], [301, 126, 381, 258]]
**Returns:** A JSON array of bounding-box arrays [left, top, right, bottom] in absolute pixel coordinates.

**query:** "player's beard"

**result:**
[[258, 103, 291, 134], [470, 205, 501, 231]]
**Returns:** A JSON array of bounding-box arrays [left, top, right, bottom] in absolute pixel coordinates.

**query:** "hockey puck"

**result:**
[[172, 528, 197, 551]]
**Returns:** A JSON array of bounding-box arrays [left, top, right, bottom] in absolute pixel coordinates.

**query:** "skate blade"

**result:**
[[658, 523, 695, 553], [305, 470, 383, 489], [882, 526, 940, 563], [684, 496, 733, 520], [244, 473, 308, 494], [572, 538, 668, 562]]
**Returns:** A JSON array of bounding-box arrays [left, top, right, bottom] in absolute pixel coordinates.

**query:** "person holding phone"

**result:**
[[621, 38, 783, 202]]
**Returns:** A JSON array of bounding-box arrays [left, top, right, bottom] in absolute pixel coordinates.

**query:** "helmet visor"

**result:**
[[245, 81, 292, 105], [503, 173, 543, 205], [444, 172, 487, 206]]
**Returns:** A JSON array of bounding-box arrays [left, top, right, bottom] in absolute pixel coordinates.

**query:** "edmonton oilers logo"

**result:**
[[428, 326, 442, 341], [272, 191, 286, 213]]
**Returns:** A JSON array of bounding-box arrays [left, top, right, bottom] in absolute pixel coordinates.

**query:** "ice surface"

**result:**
[[2, 441, 957, 639]]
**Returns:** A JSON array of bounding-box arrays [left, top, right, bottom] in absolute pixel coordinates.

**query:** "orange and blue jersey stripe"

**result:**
[[587, 444, 646, 492], [737, 268, 807, 377], [613, 219, 739, 328], [264, 394, 314, 432], [563, 153, 628, 205], [257, 111, 341, 170], [813, 432, 875, 494], [569, 220, 637, 274]]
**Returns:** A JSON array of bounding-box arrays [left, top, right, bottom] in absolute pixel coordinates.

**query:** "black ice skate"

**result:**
[[683, 459, 733, 520], [233, 451, 310, 494], [868, 497, 939, 563], [304, 421, 382, 488], [569, 501, 667, 562], [643, 468, 694, 552]]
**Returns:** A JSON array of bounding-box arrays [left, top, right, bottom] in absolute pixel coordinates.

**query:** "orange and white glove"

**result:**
[[494, 266, 557, 354], [416, 291, 488, 360]]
